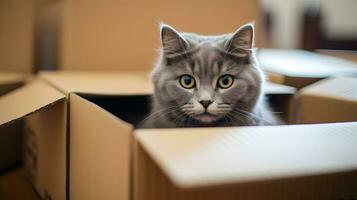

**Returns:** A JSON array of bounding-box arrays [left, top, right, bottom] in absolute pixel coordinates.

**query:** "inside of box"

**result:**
[[82, 94, 292, 128]]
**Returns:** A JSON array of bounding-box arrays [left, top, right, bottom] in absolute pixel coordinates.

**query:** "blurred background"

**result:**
[[0, 0, 357, 199], [1, 0, 357, 74]]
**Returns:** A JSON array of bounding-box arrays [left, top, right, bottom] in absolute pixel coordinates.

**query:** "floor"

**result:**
[[0, 165, 40, 200]]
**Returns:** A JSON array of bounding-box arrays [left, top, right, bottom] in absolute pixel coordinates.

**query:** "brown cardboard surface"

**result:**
[[40, 71, 152, 95], [51, 0, 261, 70], [134, 138, 357, 200], [0, 79, 65, 126], [258, 49, 357, 88], [299, 77, 357, 123], [0, 0, 34, 73], [70, 93, 132, 200], [135, 122, 357, 189], [25, 100, 67, 200]]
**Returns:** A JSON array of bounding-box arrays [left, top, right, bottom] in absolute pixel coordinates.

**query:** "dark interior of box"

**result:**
[[83, 94, 292, 128]]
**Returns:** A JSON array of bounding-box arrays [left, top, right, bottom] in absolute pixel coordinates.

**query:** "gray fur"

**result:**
[[140, 23, 280, 128]]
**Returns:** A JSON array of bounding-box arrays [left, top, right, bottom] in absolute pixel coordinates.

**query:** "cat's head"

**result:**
[[151, 23, 264, 125]]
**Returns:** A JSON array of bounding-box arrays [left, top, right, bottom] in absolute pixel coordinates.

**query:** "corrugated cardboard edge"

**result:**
[[0, 79, 66, 127]]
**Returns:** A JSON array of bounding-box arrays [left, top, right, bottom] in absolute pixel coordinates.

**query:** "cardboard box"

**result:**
[[0, 79, 67, 200], [299, 77, 357, 124], [0, 71, 295, 200], [0, 71, 27, 170], [135, 122, 357, 200], [39, 0, 261, 71], [0, 0, 34, 73], [258, 49, 357, 89]]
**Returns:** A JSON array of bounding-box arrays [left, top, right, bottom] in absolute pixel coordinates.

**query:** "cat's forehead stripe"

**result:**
[[213, 60, 220, 75], [196, 43, 215, 77], [193, 60, 200, 75]]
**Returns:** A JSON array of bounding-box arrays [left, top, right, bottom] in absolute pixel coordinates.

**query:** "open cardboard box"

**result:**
[[0, 71, 356, 200], [258, 49, 357, 89]]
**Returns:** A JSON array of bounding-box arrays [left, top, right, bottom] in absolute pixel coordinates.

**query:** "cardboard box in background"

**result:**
[[39, 0, 262, 71], [299, 77, 357, 124], [0, 0, 34, 73], [0, 71, 28, 170], [258, 49, 357, 89]]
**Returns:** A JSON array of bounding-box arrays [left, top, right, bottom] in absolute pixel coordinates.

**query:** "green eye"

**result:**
[[217, 75, 234, 89], [179, 75, 196, 89]]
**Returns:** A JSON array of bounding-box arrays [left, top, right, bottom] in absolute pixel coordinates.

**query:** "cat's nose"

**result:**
[[199, 100, 213, 109]]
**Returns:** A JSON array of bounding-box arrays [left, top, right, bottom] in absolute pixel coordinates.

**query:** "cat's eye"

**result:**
[[179, 75, 196, 89], [217, 75, 234, 89]]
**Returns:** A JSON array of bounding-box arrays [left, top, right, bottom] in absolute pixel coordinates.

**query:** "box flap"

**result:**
[[300, 77, 357, 102], [258, 49, 357, 78], [0, 71, 28, 85], [135, 122, 357, 189], [265, 82, 295, 94], [0, 79, 66, 126], [39, 70, 152, 96]]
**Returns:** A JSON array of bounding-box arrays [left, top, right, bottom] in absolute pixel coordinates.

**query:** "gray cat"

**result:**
[[140, 23, 280, 128]]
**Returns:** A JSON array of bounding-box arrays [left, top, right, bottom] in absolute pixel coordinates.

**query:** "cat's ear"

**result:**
[[224, 23, 254, 57], [160, 23, 189, 58]]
